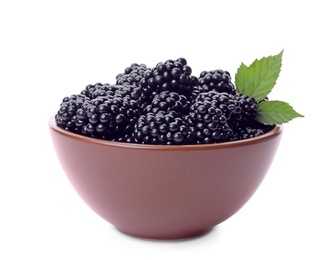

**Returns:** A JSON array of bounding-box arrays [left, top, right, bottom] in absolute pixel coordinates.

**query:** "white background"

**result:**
[[1, 0, 333, 259]]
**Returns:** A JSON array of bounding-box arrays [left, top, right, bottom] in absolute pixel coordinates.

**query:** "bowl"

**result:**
[[49, 115, 282, 240]]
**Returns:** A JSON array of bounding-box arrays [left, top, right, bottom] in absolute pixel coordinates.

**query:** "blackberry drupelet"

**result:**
[[133, 110, 193, 145], [116, 63, 149, 87], [139, 58, 198, 98], [55, 94, 90, 133], [197, 69, 236, 95], [144, 91, 191, 115]]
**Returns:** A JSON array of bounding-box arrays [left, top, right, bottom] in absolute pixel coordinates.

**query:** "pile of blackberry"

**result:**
[[55, 57, 269, 145]]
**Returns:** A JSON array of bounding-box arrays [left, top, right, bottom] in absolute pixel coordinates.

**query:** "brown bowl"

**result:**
[[49, 115, 282, 240]]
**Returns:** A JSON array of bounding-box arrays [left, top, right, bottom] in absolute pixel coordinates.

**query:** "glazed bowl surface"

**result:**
[[49, 116, 282, 240]]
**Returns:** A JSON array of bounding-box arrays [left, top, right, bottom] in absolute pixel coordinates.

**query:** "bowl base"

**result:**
[[115, 227, 214, 241]]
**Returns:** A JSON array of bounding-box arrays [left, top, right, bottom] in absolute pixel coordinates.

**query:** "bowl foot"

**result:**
[[115, 226, 214, 241]]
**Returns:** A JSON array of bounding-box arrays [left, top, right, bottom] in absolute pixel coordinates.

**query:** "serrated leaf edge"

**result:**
[[256, 100, 304, 125], [235, 50, 284, 102], [250, 50, 283, 102]]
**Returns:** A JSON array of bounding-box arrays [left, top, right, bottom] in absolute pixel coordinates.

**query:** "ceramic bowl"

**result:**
[[49, 115, 282, 240]]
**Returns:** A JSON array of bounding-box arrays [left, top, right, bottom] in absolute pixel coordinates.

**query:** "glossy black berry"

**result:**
[[144, 91, 191, 115], [187, 92, 237, 144], [196, 70, 236, 95], [139, 58, 198, 98], [66, 89, 141, 140], [55, 94, 90, 133], [195, 91, 240, 120], [133, 110, 193, 145], [81, 83, 113, 99], [229, 93, 258, 128], [116, 63, 149, 87]]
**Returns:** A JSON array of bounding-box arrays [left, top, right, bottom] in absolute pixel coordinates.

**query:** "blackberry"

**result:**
[[55, 94, 90, 133], [195, 91, 259, 127], [187, 92, 236, 144], [116, 63, 149, 87], [80, 83, 112, 99], [77, 92, 140, 140], [234, 93, 258, 118], [144, 91, 191, 115], [129, 85, 154, 112], [114, 62, 155, 111], [139, 58, 198, 97], [89, 84, 122, 99], [195, 91, 241, 120], [197, 70, 236, 95], [91, 83, 149, 113], [133, 110, 193, 145], [229, 93, 258, 128]]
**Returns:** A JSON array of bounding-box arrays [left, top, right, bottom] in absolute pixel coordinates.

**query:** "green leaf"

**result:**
[[256, 100, 304, 125], [235, 50, 283, 102], [234, 62, 252, 96]]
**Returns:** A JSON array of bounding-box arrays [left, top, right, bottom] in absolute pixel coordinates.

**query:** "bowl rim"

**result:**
[[49, 115, 282, 151]]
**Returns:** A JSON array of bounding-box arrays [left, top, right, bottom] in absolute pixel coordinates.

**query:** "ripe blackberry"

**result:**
[[80, 83, 112, 99], [187, 92, 235, 144], [139, 58, 198, 97], [195, 91, 241, 120], [229, 93, 258, 128], [90, 83, 149, 113], [128, 85, 154, 112], [55, 94, 90, 133], [197, 70, 236, 95], [144, 91, 191, 115], [116, 63, 149, 87], [133, 110, 193, 145], [77, 93, 140, 140]]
